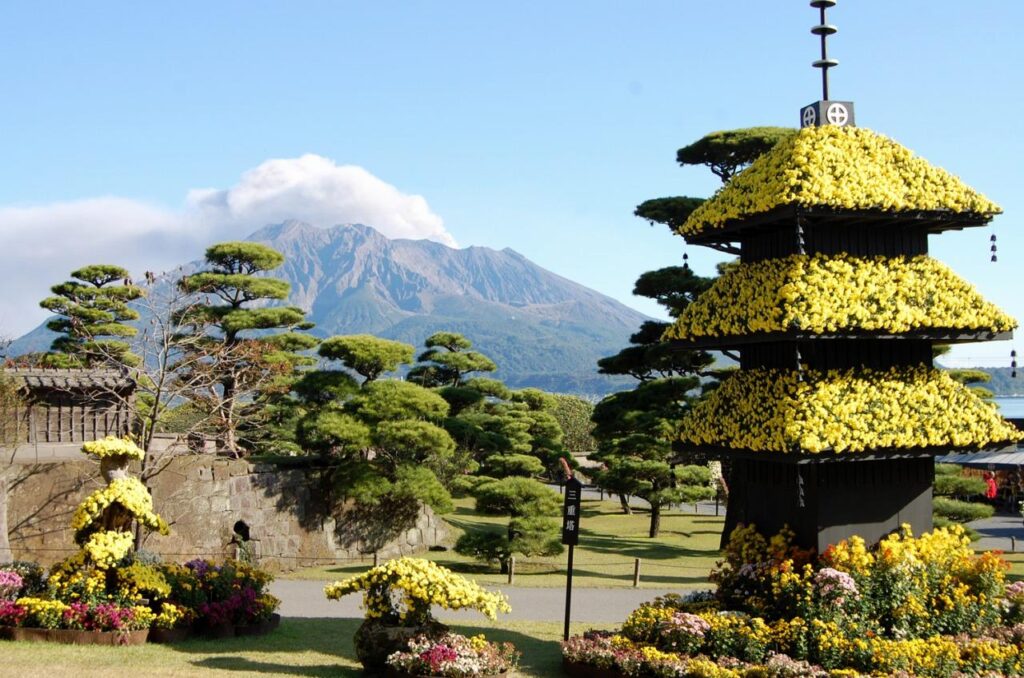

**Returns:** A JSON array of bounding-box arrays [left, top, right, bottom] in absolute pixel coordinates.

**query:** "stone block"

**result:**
[[230, 476, 252, 495]]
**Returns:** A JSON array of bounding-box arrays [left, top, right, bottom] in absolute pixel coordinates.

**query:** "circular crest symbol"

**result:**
[[825, 102, 849, 126], [801, 106, 817, 127]]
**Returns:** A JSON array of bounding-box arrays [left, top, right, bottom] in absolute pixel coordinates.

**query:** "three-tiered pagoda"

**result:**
[[667, 1, 1020, 551]]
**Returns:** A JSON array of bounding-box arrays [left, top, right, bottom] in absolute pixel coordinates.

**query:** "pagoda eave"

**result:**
[[674, 442, 1020, 465], [681, 205, 996, 246], [665, 329, 1014, 350]]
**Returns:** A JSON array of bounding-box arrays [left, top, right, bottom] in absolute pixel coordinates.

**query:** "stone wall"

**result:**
[[2, 455, 447, 571]]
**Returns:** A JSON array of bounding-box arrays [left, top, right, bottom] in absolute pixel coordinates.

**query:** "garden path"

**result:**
[[969, 512, 1024, 553], [269, 580, 688, 623]]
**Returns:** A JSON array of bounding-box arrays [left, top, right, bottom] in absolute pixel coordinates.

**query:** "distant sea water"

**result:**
[[995, 397, 1024, 418]]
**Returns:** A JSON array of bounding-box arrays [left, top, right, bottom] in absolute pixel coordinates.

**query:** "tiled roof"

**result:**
[[1, 367, 135, 391]]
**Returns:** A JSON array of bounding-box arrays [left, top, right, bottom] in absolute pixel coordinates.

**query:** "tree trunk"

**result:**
[[649, 503, 661, 538], [619, 493, 632, 515], [221, 375, 238, 455]]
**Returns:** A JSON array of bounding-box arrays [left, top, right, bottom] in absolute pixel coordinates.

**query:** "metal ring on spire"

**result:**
[[810, 0, 838, 100], [798, 0, 854, 129]]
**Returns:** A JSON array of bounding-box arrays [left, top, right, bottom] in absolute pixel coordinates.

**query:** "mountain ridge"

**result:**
[[9, 221, 649, 397]]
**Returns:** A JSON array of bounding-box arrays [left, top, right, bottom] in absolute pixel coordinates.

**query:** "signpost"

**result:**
[[561, 471, 582, 641]]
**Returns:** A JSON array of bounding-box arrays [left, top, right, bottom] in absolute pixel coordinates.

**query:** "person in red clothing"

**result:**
[[984, 471, 998, 500]]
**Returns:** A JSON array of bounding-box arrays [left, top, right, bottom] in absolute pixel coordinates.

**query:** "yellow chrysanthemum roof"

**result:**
[[71, 477, 169, 541], [663, 254, 1017, 340], [679, 366, 1021, 455], [81, 435, 145, 461], [679, 126, 1001, 237]]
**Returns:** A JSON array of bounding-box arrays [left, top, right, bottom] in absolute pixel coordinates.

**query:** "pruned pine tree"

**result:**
[[438, 375, 570, 483], [39, 264, 144, 367], [318, 335, 414, 384], [294, 336, 457, 552], [455, 476, 563, 573], [594, 128, 795, 535], [176, 242, 317, 454], [408, 331, 497, 387]]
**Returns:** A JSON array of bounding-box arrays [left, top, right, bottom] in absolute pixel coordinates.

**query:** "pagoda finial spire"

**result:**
[[811, 0, 838, 100], [800, 0, 855, 128]]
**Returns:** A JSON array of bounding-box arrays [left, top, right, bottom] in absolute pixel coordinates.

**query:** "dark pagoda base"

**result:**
[[721, 456, 934, 553]]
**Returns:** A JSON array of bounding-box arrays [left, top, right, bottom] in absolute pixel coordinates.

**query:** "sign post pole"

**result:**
[[563, 541, 574, 641], [560, 465, 582, 642]]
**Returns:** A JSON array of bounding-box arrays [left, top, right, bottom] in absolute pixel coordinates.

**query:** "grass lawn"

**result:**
[[285, 496, 726, 589], [999, 550, 1024, 581], [0, 617, 614, 677], [6, 500, 1022, 677]]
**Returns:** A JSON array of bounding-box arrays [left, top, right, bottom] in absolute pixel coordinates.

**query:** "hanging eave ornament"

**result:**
[[799, 0, 856, 128]]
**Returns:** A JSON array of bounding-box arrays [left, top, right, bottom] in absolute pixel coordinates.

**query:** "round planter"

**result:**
[[385, 669, 512, 678], [354, 620, 449, 674], [235, 613, 281, 637], [147, 627, 193, 644], [2, 627, 149, 646], [562, 658, 622, 678], [198, 621, 236, 639]]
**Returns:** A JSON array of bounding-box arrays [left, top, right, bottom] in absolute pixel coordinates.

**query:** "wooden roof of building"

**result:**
[[2, 367, 135, 391]]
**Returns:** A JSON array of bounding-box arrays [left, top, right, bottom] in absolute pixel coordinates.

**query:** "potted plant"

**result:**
[[385, 632, 519, 678], [325, 557, 511, 673]]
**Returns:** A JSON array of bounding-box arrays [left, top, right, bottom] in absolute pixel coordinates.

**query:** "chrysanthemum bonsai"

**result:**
[[325, 557, 511, 673], [5, 436, 175, 637]]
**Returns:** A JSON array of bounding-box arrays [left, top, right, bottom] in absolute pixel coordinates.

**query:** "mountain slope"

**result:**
[[9, 221, 650, 396]]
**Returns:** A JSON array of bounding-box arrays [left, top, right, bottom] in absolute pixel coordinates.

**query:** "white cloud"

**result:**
[[0, 155, 453, 337], [187, 154, 455, 247]]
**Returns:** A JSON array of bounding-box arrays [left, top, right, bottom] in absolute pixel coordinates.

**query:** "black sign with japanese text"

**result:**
[[561, 477, 583, 545]]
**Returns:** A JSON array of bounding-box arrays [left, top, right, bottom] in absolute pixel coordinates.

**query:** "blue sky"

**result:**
[[0, 1, 1020, 366]]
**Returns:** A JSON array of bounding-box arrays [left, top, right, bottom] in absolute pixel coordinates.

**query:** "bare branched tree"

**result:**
[[0, 332, 26, 456]]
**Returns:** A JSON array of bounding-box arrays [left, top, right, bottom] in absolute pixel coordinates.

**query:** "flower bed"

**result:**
[[0, 559, 280, 644], [663, 253, 1016, 340], [679, 125, 1000, 237], [385, 632, 519, 677], [563, 525, 1024, 677], [0, 596, 154, 644], [0, 437, 280, 646], [678, 366, 1021, 453]]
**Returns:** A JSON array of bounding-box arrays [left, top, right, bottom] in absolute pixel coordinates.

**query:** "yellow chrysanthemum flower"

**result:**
[[680, 126, 1000, 236], [664, 253, 1016, 340], [679, 366, 1021, 454]]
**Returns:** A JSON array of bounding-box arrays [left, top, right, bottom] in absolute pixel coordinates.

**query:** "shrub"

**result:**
[[932, 496, 995, 522], [933, 473, 987, 498], [481, 453, 545, 478], [934, 463, 962, 476], [472, 477, 560, 516]]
